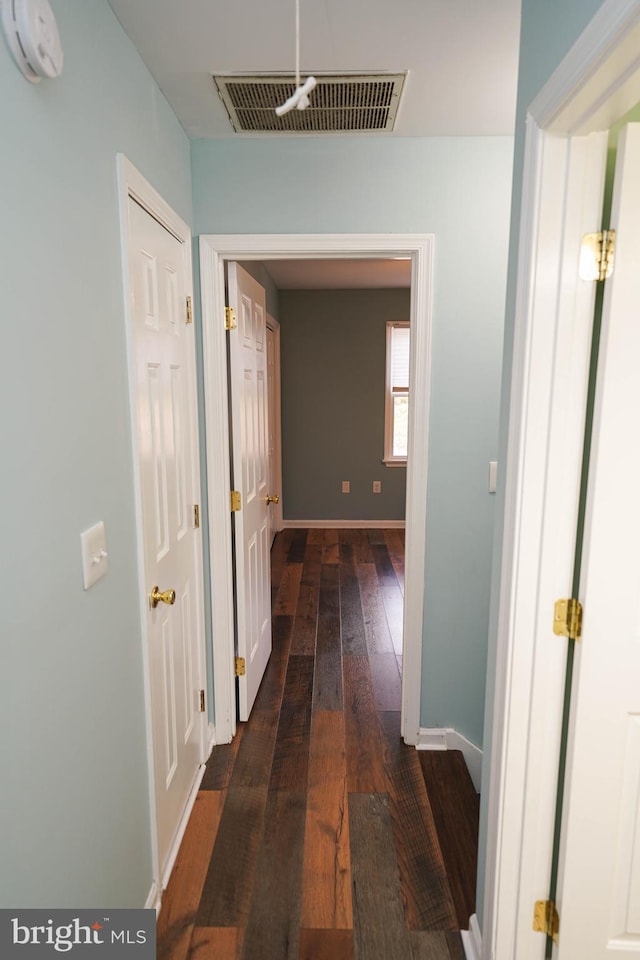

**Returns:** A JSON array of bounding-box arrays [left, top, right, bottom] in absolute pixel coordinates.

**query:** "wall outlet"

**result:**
[[341, 480, 350, 493], [373, 480, 382, 493]]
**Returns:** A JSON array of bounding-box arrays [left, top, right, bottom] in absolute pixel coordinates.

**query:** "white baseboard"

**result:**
[[207, 722, 216, 756], [160, 761, 207, 890], [281, 519, 406, 529], [461, 914, 482, 960], [416, 727, 483, 792], [144, 880, 161, 913]]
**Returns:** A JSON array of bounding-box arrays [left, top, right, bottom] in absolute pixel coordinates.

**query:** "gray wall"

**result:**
[[192, 135, 512, 748], [0, 0, 192, 907], [476, 0, 609, 928], [279, 289, 409, 521]]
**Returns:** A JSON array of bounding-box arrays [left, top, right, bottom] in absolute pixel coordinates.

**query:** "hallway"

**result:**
[[158, 528, 478, 960]]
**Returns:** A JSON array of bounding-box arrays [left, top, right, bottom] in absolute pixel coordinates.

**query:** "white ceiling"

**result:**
[[261, 258, 412, 289], [107, 0, 521, 138]]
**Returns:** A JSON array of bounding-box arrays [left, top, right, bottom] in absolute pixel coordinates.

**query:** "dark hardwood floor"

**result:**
[[158, 528, 478, 960]]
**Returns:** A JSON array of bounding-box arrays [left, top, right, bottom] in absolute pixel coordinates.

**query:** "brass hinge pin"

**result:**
[[199, 689, 206, 713], [193, 504, 200, 528], [533, 899, 559, 944], [554, 598, 583, 641], [186, 296, 193, 324], [581, 229, 616, 281]]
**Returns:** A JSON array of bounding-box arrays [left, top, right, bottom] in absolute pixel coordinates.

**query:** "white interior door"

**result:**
[[228, 263, 272, 720], [127, 196, 205, 878], [556, 123, 640, 958]]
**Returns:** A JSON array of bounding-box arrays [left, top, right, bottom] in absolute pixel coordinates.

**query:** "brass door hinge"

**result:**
[[235, 656, 246, 677], [199, 689, 206, 713], [186, 295, 193, 324], [230, 490, 241, 512], [554, 597, 583, 640], [193, 504, 200, 528], [225, 306, 237, 331], [581, 229, 616, 281], [533, 900, 559, 944]]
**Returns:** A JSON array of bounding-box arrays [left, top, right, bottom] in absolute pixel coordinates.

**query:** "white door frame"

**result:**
[[200, 234, 434, 746], [116, 156, 209, 908], [266, 314, 284, 537], [480, 4, 640, 959]]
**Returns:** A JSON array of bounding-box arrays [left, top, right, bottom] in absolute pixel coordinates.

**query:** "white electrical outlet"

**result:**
[[373, 480, 382, 493], [341, 480, 350, 493]]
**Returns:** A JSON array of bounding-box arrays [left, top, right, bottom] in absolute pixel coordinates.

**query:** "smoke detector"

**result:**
[[1, 0, 64, 83]]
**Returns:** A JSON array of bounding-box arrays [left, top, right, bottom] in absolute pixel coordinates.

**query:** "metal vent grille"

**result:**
[[214, 74, 405, 133]]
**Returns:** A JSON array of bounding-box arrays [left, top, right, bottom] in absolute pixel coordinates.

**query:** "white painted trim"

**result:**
[[402, 239, 434, 746], [160, 762, 206, 889], [199, 234, 434, 749], [417, 727, 482, 792], [266, 314, 284, 534], [116, 155, 209, 898], [207, 722, 217, 755], [484, 4, 640, 959], [144, 881, 161, 913], [529, 0, 640, 134], [461, 914, 482, 960], [199, 242, 237, 746], [281, 519, 406, 529]]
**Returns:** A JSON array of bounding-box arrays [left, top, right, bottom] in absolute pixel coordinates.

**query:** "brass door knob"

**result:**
[[266, 494, 280, 505], [150, 586, 176, 609]]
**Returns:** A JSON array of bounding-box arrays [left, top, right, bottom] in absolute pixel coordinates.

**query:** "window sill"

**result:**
[[383, 458, 407, 468]]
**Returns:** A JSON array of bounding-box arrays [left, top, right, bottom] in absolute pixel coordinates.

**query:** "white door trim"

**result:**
[[116, 155, 208, 899], [484, 3, 640, 958], [266, 314, 283, 536], [199, 233, 435, 746]]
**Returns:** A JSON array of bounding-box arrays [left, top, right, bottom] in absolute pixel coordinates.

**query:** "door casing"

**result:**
[[200, 234, 434, 746], [480, 3, 640, 959], [266, 314, 283, 540]]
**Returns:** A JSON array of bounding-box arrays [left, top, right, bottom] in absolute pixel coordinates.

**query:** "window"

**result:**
[[384, 322, 410, 464]]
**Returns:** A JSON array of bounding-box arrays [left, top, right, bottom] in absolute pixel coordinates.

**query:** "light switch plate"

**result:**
[[80, 521, 108, 590]]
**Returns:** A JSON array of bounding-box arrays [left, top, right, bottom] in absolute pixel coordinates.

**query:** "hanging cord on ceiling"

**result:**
[[275, 0, 316, 116]]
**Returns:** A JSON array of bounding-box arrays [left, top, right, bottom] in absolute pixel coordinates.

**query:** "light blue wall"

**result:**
[[192, 136, 512, 746], [476, 0, 608, 929], [0, 0, 192, 908], [279, 289, 409, 521]]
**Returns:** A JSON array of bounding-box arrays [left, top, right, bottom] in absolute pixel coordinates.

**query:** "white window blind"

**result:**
[[385, 322, 410, 464], [390, 325, 410, 391]]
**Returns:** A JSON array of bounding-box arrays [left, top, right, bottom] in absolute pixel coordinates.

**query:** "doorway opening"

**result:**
[[199, 234, 434, 748], [234, 259, 411, 708]]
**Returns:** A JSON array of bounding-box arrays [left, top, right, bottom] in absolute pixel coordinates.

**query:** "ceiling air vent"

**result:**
[[214, 73, 406, 134]]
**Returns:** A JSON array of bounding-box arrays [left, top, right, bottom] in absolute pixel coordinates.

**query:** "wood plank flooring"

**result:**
[[158, 528, 478, 960]]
